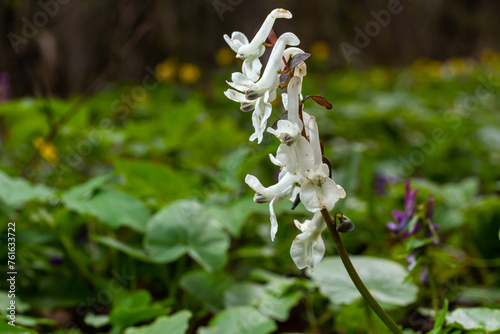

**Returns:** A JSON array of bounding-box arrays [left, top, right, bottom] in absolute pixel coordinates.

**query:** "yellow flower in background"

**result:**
[[179, 63, 201, 85], [410, 58, 443, 79], [33, 137, 58, 165], [310, 41, 330, 62], [156, 58, 178, 82], [368, 67, 389, 86], [215, 47, 234, 67], [480, 48, 500, 67], [445, 57, 471, 76]]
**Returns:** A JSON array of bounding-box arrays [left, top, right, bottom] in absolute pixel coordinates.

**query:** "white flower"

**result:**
[[267, 76, 302, 142], [245, 171, 300, 241], [224, 9, 292, 59], [223, 32, 264, 82], [249, 91, 274, 143], [283, 47, 305, 63], [300, 117, 346, 212], [223, 9, 292, 81], [290, 212, 326, 271], [224, 89, 256, 112], [228, 33, 300, 101], [225, 88, 276, 144], [268, 76, 314, 175]]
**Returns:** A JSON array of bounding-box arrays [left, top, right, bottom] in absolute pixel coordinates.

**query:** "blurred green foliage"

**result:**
[[0, 57, 500, 333]]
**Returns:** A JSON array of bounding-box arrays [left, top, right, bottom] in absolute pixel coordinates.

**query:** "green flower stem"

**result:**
[[320, 209, 403, 334], [425, 248, 440, 318], [364, 300, 375, 334]]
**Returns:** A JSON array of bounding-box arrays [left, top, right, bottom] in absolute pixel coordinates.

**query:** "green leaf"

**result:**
[[113, 158, 196, 202], [248, 269, 299, 295], [124, 310, 192, 334], [110, 290, 166, 328], [442, 177, 479, 208], [0, 170, 53, 208], [15, 315, 55, 327], [92, 235, 154, 262], [224, 282, 302, 322], [446, 307, 500, 332], [0, 316, 38, 333], [309, 256, 418, 308], [63, 189, 150, 232], [144, 199, 230, 272], [180, 271, 233, 312], [61, 174, 113, 204], [0, 291, 31, 314], [198, 306, 276, 334], [84, 314, 109, 328], [429, 299, 448, 333]]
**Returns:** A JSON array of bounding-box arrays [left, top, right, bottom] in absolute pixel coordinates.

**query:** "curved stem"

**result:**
[[320, 209, 403, 334]]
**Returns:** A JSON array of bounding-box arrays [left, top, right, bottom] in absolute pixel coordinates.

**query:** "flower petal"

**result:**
[[308, 117, 322, 167], [224, 89, 248, 103], [301, 177, 345, 212], [242, 55, 263, 82], [236, 9, 292, 58], [290, 231, 325, 271]]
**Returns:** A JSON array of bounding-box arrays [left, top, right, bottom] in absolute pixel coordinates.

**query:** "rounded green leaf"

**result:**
[[180, 270, 234, 312], [0, 170, 53, 208], [124, 310, 192, 334], [198, 306, 276, 334], [309, 256, 418, 307], [63, 189, 150, 233], [144, 199, 230, 272], [447, 307, 500, 332]]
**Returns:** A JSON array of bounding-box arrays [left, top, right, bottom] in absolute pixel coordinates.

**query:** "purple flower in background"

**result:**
[[374, 173, 400, 195], [426, 194, 440, 244], [0, 72, 11, 103], [387, 180, 417, 232], [405, 252, 417, 271], [50, 256, 64, 266]]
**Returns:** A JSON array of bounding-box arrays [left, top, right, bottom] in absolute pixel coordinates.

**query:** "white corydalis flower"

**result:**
[[290, 211, 326, 271], [300, 117, 346, 212], [224, 9, 292, 59], [223, 32, 264, 82], [249, 91, 274, 143], [224, 89, 255, 112], [228, 32, 300, 101], [224, 87, 276, 143], [268, 77, 313, 175], [223, 9, 292, 81], [245, 172, 300, 241]]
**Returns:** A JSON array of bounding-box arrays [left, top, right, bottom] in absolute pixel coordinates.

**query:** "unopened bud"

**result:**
[[336, 215, 354, 233]]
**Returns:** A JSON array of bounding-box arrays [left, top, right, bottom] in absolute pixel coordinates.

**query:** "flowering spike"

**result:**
[[224, 9, 345, 270]]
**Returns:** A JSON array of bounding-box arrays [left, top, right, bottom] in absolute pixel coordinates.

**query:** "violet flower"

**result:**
[[386, 180, 417, 232], [374, 173, 399, 195]]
